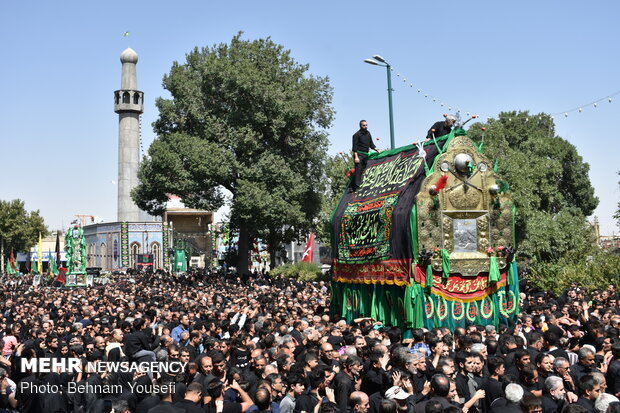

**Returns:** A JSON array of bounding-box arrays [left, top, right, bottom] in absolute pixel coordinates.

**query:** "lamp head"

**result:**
[[372, 55, 386, 63], [364, 59, 380, 66]]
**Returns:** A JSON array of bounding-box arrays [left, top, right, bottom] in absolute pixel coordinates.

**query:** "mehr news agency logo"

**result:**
[[19, 358, 187, 394]]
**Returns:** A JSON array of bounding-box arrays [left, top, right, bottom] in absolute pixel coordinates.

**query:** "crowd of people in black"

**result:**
[[0, 270, 619, 413]]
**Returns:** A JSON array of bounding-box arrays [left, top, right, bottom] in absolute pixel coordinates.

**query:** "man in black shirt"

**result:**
[[351, 120, 380, 192], [606, 343, 620, 398], [426, 115, 456, 140], [294, 369, 325, 413], [541, 376, 566, 413], [174, 382, 206, 413], [576, 374, 601, 412], [122, 319, 156, 362], [334, 356, 363, 413]]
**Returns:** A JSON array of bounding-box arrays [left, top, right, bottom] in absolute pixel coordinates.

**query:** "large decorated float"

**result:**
[[65, 225, 88, 287], [330, 127, 519, 329]]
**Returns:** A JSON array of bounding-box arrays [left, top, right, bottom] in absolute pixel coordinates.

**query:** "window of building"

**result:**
[[151, 242, 161, 269], [130, 242, 140, 268], [100, 243, 107, 269]]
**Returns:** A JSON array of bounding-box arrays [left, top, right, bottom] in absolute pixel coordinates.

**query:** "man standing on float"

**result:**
[[351, 120, 380, 193]]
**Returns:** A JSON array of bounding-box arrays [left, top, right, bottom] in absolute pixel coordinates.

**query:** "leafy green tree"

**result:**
[[315, 152, 353, 247], [133, 33, 334, 273], [528, 251, 620, 294], [0, 199, 48, 270], [269, 261, 327, 282], [468, 111, 599, 266]]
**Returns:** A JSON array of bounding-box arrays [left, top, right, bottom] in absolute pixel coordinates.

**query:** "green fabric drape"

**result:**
[[411, 282, 425, 328], [410, 204, 418, 263], [404, 284, 413, 326], [330, 275, 520, 330], [342, 285, 351, 319], [426, 265, 434, 289], [488, 256, 500, 283], [49, 255, 59, 275], [506, 259, 513, 285], [440, 249, 451, 278]]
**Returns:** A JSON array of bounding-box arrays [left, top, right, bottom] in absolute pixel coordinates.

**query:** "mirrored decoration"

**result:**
[[478, 162, 488, 172], [454, 153, 474, 174], [453, 219, 478, 253], [440, 161, 450, 172]]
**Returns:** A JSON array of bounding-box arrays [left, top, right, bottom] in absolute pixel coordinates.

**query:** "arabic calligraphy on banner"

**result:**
[[413, 265, 507, 301], [356, 154, 423, 198], [332, 259, 412, 285], [338, 154, 423, 263], [338, 194, 397, 262]]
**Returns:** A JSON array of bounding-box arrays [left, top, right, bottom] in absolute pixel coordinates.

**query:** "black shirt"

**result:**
[[607, 358, 620, 396], [205, 401, 243, 413], [481, 377, 503, 413], [541, 395, 565, 413], [147, 400, 185, 413], [426, 121, 452, 140], [333, 371, 356, 413], [294, 392, 320, 413], [576, 397, 595, 412], [413, 397, 457, 413], [352, 129, 376, 154], [123, 330, 152, 356], [174, 399, 205, 413]]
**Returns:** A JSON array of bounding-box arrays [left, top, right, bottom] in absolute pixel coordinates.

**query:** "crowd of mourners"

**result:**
[[0, 270, 619, 413]]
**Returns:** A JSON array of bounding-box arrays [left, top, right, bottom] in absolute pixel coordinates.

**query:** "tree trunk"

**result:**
[[266, 228, 279, 270], [237, 223, 250, 276], [269, 246, 277, 271]]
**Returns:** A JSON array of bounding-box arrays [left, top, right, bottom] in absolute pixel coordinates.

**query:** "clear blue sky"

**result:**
[[1, 1, 618, 235]]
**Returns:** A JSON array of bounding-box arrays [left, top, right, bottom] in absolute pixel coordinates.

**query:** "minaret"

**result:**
[[114, 48, 144, 222]]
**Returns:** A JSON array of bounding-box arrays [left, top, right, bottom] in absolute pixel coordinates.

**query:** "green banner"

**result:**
[[174, 249, 187, 273]]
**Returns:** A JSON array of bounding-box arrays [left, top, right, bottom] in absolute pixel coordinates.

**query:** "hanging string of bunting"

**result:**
[[551, 90, 619, 119], [384, 62, 618, 123], [389, 66, 492, 120]]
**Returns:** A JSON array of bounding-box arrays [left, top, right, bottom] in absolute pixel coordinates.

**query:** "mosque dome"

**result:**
[[120, 48, 138, 64]]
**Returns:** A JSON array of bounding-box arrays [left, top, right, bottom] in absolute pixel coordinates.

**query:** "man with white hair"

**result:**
[[542, 376, 566, 413], [490, 383, 523, 413], [594, 393, 619, 413], [485, 325, 497, 340], [471, 343, 488, 360], [426, 114, 457, 140]]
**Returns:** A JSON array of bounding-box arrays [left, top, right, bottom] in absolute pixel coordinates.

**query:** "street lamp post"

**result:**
[[364, 55, 395, 150]]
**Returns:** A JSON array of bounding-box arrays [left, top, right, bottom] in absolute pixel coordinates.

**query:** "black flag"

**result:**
[[55, 232, 61, 265]]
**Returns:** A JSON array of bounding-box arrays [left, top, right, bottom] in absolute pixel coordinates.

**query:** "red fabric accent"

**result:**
[[57, 267, 67, 284], [435, 174, 449, 191], [332, 258, 412, 285], [302, 233, 315, 263], [413, 264, 427, 284], [427, 271, 507, 301], [9, 249, 18, 272]]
